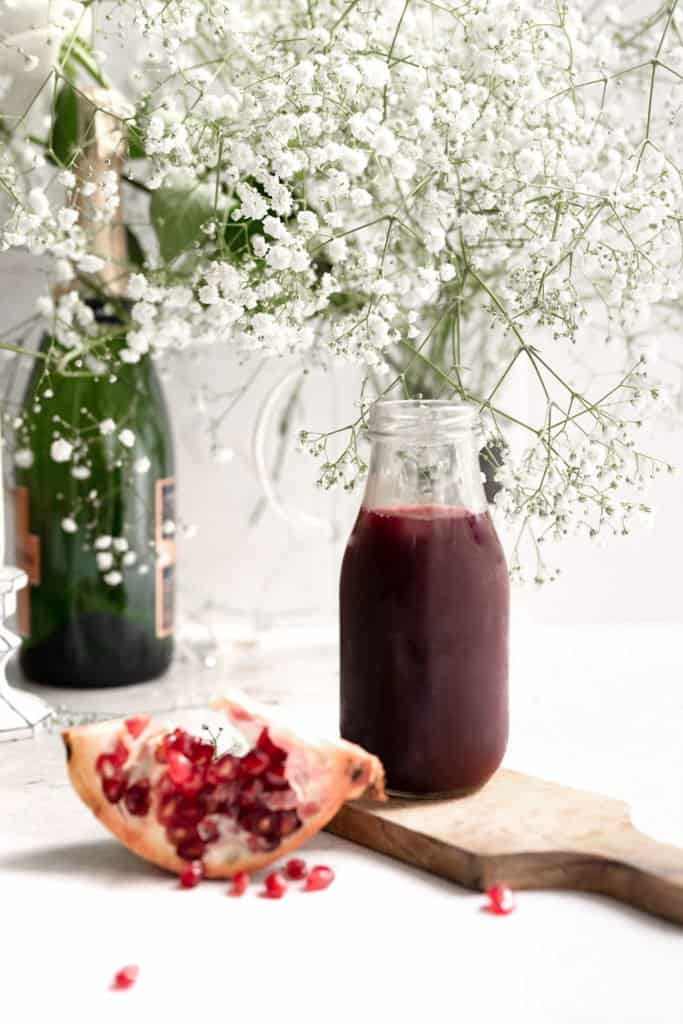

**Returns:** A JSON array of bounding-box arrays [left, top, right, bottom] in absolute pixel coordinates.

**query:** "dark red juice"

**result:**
[[340, 505, 509, 795]]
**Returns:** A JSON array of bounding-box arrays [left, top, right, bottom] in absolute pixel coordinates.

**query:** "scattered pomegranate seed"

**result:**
[[484, 883, 516, 915], [110, 965, 139, 991], [179, 861, 203, 889], [263, 871, 287, 899], [125, 716, 149, 740], [285, 858, 308, 881], [304, 865, 335, 892], [229, 871, 250, 897]]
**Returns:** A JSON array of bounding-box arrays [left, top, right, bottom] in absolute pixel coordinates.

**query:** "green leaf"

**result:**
[[150, 184, 216, 262], [125, 226, 146, 269], [51, 83, 79, 168], [224, 214, 262, 260], [127, 123, 146, 160]]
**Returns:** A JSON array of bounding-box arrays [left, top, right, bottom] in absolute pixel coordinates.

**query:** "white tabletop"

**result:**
[[2, 620, 683, 1024]]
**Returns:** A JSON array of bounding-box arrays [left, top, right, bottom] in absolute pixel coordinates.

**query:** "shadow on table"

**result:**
[[0, 839, 166, 880]]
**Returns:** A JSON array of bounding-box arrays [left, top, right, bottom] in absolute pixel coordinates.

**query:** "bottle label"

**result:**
[[155, 477, 176, 638], [14, 487, 40, 637]]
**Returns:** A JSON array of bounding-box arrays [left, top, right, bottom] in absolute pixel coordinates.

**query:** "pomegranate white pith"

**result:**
[[63, 693, 385, 878]]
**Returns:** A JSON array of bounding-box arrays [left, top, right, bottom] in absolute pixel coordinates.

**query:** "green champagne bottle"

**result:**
[[14, 92, 175, 687]]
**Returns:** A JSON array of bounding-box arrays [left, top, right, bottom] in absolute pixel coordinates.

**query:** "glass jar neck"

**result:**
[[362, 401, 487, 514]]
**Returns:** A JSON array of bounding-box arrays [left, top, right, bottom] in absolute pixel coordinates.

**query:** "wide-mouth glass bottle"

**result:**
[[339, 400, 509, 797]]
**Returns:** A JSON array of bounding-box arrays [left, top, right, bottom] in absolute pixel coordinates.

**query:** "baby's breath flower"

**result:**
[[14, 448, 34, 468], [2, 0, 682, 577], [50, 439, 73, 463]]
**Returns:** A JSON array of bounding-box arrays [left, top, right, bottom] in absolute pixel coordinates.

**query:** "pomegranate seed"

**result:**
[[177, 836, 206, 862], [123, 781, 151, 816], [187, 737, 214, 765], [238, 778, 265, 809], [124, 716, 149, 740], [110, 965, 139, 991], [155, 736, 171, 763], [167, 750, 194, 786], [178, 773, 204, 797], [229, 871, 250, 897], [179, 861, 203, 888], [277, 810, 301, 837], [241, 749, 270, 776], [112, 739, 129, 766], [304, 865, 335, 892], [157, 792, 180, 826], [102, 777, 126, 803], [256, 728, 282, 757], [263, 871, 287, 899], [172, 794, 206, 826], [157, 728, 190, 761], [209, 781, 239, 808], [166, 824, 195, 846], [157, 772, 176, 799], [207, 754, 238, 784], [285, 858, 307, 881], [95, 753, 119, 779], [484, 884, 516, 916]]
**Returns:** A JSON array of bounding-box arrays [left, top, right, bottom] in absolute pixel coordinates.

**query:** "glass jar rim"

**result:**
[[367, 399, 478, 440]]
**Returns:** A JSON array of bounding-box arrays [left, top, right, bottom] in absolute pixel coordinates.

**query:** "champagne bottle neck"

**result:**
[[71, 89, 130, 299]]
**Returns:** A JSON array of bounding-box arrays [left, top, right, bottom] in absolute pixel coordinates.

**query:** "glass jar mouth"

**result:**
[[367, 399, 478, 442]]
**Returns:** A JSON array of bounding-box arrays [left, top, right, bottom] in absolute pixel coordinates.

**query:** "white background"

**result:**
[[2, 246, 682, 629]]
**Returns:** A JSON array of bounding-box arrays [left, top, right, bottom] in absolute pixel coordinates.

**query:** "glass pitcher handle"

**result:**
[[251, 367, 336, 539]]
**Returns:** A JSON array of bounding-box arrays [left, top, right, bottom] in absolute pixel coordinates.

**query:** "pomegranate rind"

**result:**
[[63, 693, 385, 879]]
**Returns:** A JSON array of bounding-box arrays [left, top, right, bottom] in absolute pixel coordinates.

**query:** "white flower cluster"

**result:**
[[12, 391, 150, 578], [0, 157, 126, 304], [93, 534, 138, 586], [2, 0, 683, 568]]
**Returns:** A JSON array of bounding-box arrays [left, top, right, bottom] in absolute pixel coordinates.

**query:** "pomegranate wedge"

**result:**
[[63, 693, 384, 878]]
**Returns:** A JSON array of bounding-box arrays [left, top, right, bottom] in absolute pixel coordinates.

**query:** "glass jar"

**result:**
[[339, 400, 509, 797]]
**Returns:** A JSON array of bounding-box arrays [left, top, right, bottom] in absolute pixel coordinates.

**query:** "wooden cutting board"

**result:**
[[327, 768, 683, 926]]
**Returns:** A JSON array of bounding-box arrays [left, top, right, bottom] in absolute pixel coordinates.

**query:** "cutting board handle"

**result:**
[[580, 822, 683, 924], [329, 793, 683, 926], [476, 821, 683, 925]]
